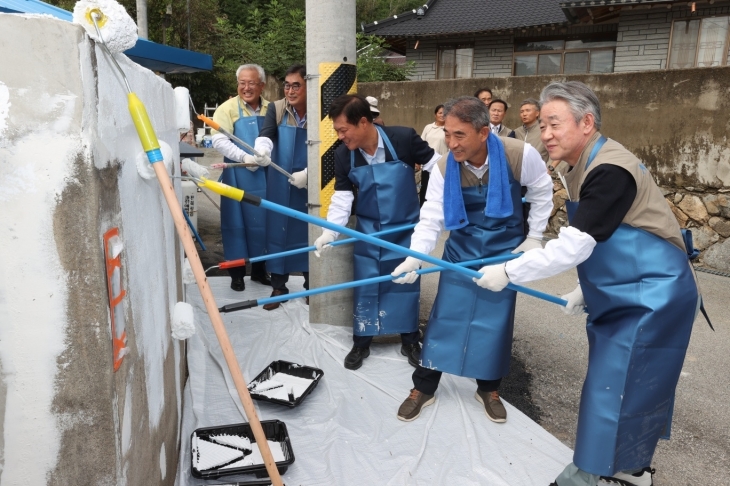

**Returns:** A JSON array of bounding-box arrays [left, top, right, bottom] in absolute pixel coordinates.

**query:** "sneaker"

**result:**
[[344, 346, 370, 370], [474, 390, 507, 423], [397, 388, 435, 422], [600, 468, 655, 486], [400, 342, 421, 368], [262, 289, 288, 311], [230, 277, 245, 292]]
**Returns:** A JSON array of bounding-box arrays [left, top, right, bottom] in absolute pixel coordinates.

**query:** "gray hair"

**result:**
[[443, 96, 490, 132], [539, 81, 602, 130], [236, 64, 266, 83], [520, 98, 541, 111]]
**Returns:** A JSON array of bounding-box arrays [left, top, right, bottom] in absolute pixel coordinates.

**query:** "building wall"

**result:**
[[361, 66, 730, 269], [0, 14, 185, 485]]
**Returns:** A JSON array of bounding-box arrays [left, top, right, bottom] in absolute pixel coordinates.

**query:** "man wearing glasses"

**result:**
[[254, 64, 310, 310], [211, 64, 271, 292]]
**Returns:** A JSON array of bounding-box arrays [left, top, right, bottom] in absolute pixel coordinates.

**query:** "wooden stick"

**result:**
[[151, 162, 284, 486]]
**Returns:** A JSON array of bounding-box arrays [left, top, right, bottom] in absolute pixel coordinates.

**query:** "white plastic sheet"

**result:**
[[176, 277, 573, 485]]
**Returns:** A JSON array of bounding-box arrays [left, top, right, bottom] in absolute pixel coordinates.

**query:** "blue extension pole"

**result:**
[[230, 195, 567, 308], [220, 254, 519, 312], [247, 224, 417, 264]]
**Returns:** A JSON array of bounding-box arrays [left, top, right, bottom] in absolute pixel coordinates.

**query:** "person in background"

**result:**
[[514, 98, 549, 163], [253, 64, 309, 310], [475, 81, 699, 486], [211, 64, 271, 291], [313, 94, 439, 371], [366, 96, 384, 126], [488, 99, 515, 138], [474, 87, 493, 106], [419, 104, 448, 207], [392, 96, 553, 424]]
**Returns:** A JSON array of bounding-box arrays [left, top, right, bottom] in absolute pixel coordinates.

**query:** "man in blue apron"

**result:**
[[211, 64, 271, 291], [313, 94, 440, 370], [476, 82, 700, 486], [254, 64, 309, 310], [391, 96, 554, 424]]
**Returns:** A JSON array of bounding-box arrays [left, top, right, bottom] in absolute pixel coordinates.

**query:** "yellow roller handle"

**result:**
[[198, 178, 244, 201], [128, 93, 160, 153]]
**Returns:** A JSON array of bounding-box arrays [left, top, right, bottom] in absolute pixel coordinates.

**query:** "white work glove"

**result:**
[[391, 257, 421, 284], [241, 153, 259, 172], [511, 236, 543, 254], [561, 284, 585, 316], [314, 230, 337, 257], [254, 149, 272, 167], [473, 263, 510, 291], [290, 169, 308, 189]]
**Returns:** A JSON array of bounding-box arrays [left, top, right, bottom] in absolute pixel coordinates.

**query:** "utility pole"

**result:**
[[136, 0, 148, 39], [306, 0, 357, 326]]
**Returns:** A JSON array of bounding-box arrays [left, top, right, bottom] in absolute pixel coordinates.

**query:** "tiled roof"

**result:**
[[364, 0, 569, 38]]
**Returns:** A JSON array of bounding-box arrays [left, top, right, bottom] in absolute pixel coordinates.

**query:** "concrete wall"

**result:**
[[0, 14, 185, 485], [360, 66, 730, 269]]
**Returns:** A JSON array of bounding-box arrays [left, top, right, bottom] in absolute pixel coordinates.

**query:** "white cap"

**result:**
[[366, 96, 380, 115]]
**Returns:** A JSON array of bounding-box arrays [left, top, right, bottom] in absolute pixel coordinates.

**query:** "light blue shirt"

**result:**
[[293, 108, 307, 128], [358, 131, 386, 165]]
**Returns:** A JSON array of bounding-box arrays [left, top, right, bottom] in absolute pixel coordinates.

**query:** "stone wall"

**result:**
[[360, 66, 730, 271]]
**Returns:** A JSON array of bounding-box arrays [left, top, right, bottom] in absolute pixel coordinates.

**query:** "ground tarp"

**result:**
[[176, 277, 573, 485]]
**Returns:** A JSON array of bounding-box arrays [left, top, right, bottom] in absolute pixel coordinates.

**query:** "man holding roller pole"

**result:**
[[253, 64, 310, 310], [211, 64, 271, 292], [392, 96, 553, 424], [314, 94, 440, 371], [475, 81, 700, 486]]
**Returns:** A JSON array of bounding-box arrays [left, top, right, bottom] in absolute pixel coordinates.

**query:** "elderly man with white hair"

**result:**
[[475, 81, 700, 486]]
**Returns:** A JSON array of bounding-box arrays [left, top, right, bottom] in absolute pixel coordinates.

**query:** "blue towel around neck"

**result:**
[[443, 132, 513, 230]]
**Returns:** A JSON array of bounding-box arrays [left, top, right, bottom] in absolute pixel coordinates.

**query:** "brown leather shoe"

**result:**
[[262, 289, 288, 311], [397, 388, 435, 422], [475, 390, 507, 423]]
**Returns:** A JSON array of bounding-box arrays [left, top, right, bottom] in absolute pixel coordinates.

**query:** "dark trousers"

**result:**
[[271, 272, 309, 291], [412, 365, 502, 396], [353, 331, 420, 348], [419, 170, 430, 207], [228, 261, 267, 280]]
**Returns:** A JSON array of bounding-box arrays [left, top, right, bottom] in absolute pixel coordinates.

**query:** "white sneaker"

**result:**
[[599, 467, 654, 486]]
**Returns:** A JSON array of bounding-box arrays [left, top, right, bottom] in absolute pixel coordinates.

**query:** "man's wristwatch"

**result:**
[[548, 165, 555, 172]]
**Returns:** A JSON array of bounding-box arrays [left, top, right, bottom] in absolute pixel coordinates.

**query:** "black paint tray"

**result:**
[[247, 360, 324, 407], [191, 419, 294, 480]]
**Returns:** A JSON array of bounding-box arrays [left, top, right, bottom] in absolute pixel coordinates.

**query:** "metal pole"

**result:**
[[136, 0, 148, 39], [306, 0, 357, 326]]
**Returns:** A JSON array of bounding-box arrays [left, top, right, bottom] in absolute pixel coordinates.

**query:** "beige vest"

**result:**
[[437, 136, 524, 187], [514, 123, 549, 163], [564, 132, 685, 251], [273, 98, 307, 128]]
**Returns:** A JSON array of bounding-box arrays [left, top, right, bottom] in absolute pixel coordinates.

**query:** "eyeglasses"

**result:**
[[238, 81, 261, 88], [283, 83, 302, 92]]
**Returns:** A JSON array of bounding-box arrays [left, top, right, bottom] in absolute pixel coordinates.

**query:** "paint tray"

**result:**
[[247, 360, 324, 407], [191, 419, 294, 480]]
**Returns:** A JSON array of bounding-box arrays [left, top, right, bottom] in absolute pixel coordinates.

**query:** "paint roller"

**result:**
[[193, 177, 568, 307], [71, 3, 284, 484]]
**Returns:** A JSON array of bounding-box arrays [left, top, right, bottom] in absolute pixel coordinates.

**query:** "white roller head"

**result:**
[[174, 87, 191, 133], [172, 302, 196, 340], [72, 0, 138, 53], [136, 140, 174, 179]]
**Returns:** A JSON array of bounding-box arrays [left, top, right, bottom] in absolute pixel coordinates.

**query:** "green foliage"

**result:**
[[356, 34, 414, 82]]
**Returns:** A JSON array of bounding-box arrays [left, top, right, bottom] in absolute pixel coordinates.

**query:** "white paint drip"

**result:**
[[249, 372, 314, 401], [221, 440, 286, 469], [211, 434, 252, 450], [72, 0, 138, 53], [192, 436, 243, 471], [0, 81, 9, 136], [159, 442, 166, 480]]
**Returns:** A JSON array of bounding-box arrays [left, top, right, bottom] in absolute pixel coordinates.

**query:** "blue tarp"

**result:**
[[0, 0, 213, 73]]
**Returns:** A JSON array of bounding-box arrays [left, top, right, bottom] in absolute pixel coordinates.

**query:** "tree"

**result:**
[[356, 33, 414, 82]]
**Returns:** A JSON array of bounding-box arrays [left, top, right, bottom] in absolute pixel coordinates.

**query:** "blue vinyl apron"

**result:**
[[219, 108, 267, 260], [565, 137, 698, 475], [348, 126, 420, 336], [266, 111, 309, 274], [420, 155, 524, 379]]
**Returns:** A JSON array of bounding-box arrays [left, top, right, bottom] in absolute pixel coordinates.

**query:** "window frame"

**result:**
[[436, 43, 474, 79], [513, 45, 616, 76], [667, 16, 730, 70]]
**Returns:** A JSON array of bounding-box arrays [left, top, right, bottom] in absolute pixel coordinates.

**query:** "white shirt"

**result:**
[[409, 142, 554, 256], [358, 131, 386, 165], [490, 123, 502, 135]]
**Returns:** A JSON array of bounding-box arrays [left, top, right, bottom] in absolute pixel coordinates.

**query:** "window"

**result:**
[[669, 16, 730, 69], [438, 44, 473, 79], [513, 38, 616, 76]]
